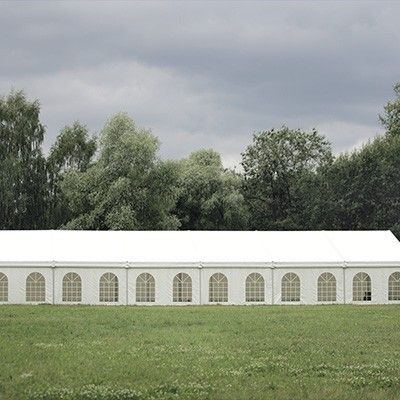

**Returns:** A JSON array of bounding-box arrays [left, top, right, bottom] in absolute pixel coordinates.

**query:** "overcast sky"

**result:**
[[1, 1, 399, 167]]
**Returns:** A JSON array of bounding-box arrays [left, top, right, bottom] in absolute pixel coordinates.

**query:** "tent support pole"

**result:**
[[52, 263, 55, 305], [125, 266, 129, 306], [198, 264, 202, 305], [271, 264, 274, 305], [343, 264, 346, 304]]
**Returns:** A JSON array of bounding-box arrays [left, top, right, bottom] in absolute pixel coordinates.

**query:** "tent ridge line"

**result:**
[[0, 261, 399, 268], [322, 230, 346, 263]]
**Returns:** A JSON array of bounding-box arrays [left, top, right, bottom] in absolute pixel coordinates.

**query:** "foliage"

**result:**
[[61, 114, 180, 230], [380, 83, 400, 137], [1, 84, 400, 234], [47, 122, 97, 228], [0, 91, 47, 229], [1, 305, 400, 400], [310, 134, 400, 237], [174, 149, 249, 230], [241, 126, 333, 230], [296, 82, 400, 237]]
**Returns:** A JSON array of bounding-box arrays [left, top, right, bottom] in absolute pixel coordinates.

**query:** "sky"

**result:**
[[0, 1, 399, 168]]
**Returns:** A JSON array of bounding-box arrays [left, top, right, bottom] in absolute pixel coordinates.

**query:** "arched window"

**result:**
[[99, 273, 118, 302], [26, 272, 45, 302], [0, 273, 8, 302], [317, 272, 336, 302], [245, 273, 265, 302], [62, 273, 82, 302], [173, 273, 192, 302], [209, 273, 228, 303], [281, 273, 300, 302], [136, 273, 155, 302], [353, 272, 371, 301], [388, 272, 400, 301]]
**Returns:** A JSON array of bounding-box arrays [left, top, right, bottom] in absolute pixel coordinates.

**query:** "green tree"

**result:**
[[314, 134, 400, 237], [380, 83, 400, 137], [61, 113, 179, 230], [175, 149, 249, 230], [0, 91, 47, 229], [47, 122, 97, 228], [303, 83, 400, 237], [241, 126, 332, 230], [311, 130, 400, 237]]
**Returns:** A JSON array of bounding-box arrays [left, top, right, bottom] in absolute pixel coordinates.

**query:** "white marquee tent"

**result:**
[[0, 230, 399, 305]]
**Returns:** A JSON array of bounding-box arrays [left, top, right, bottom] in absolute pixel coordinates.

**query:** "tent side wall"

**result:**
[[1, 265, 400, 305], [1, 267, 53, 304]]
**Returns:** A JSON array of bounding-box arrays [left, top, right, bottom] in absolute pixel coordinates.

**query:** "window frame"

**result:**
[[388, 271, 400, 301], [26, 272, 46, 302], [136, 273, 156, 303], [317, 272, 337, 302], [245, 272, 265, 302], [62, 272, 82, 303], [281, 272, 300, 302], [0, 273, 8, 302], [352, 272, 372, 302], [209, 273, 228, 303], [173, 273, 192, 303], [99, 272, 119, 303]]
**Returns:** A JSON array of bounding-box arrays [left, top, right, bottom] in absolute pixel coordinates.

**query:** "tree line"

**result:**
[[1, 84, 400, 237]]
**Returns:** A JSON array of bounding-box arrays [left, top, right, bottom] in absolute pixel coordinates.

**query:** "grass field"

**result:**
[[1, 305, 400, 400]]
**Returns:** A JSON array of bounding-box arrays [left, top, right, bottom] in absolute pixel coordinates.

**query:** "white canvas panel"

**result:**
[[1, 266, 400, 305], [199, 268, 271, 305], [0, 230, 400, 306], [326, 231, 400, 263], [127, 268, 200, 305], [1, 230, 399, 266], [54, 268, 127, 305], [344, 268, 400, 305], [0, 267, 53, 304], [272, 268, 344, 305]]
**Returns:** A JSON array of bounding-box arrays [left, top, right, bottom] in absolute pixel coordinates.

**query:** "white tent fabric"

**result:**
[[0, 230, 399, 305]]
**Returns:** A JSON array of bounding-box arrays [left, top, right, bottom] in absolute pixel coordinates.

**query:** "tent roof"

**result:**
[[0, 230, 399, 266]]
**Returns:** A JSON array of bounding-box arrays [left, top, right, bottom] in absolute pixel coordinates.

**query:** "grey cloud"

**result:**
[[0, 1, 399, 167]]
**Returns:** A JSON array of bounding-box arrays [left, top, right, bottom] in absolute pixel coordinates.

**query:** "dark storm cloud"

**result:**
[[0, 1, 399, 166]]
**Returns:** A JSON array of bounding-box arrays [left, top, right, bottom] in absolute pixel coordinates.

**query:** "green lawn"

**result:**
[[1, 305, 400, 400]]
